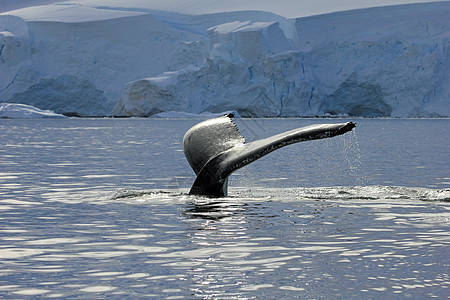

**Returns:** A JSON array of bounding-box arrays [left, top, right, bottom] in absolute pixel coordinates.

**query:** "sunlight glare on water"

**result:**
[[0, 118, 449, 299]]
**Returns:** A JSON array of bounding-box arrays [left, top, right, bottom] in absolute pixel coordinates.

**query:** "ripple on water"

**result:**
[[1, 185, 450, 299]]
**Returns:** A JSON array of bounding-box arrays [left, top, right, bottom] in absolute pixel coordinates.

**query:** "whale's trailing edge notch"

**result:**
[[183, 114, 356, 197]]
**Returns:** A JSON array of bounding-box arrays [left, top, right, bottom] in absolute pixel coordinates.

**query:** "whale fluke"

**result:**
[[183, 114, 356, 197]]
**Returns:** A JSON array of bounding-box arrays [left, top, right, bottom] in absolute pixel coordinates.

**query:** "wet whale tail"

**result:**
[[183, 114, 356, 197]]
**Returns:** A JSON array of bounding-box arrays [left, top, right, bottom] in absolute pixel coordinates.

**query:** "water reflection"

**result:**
[[0, 189, 449, 299], [1, 119, 449, 299], [182, 199, 280, 298], [184, 200, 247, 221]]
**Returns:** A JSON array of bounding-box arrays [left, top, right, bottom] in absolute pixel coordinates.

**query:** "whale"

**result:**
[[183, 114, 356, 197]]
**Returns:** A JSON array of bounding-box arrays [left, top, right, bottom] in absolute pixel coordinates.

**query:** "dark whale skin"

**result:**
[[184, 114, 355, 197]]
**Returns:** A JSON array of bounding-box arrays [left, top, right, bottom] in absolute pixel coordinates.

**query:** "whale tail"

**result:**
[[183, 114, 356, 197]]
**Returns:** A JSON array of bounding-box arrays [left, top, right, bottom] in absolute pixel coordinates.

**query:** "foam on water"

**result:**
[[105, 186, 450, 204]]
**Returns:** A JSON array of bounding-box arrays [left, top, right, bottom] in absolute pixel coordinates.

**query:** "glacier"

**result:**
[[1, 1, 449, 117]]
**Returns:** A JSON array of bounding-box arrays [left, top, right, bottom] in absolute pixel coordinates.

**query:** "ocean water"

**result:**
[[0, 118, 449, 299]]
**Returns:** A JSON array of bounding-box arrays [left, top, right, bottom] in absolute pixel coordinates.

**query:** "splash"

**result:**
[[343, 129, 367, 185]]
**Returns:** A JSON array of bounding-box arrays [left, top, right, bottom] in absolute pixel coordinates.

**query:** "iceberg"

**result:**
[[151, 110, 239, 119], [1, 1, 449, 117], [0, 103, 67, 118]]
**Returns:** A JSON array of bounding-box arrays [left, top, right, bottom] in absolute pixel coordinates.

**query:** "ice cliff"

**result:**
[[1, 1, 449, 117], [0, 5, 207, 116]]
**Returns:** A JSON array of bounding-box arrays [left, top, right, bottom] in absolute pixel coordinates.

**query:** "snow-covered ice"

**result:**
[[0, 103, 66, 118], [0, 5, 206, 116], [113, 2, 450, 117], [1, 1, 449, 117]]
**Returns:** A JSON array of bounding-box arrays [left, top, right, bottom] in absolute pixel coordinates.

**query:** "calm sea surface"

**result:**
[[0, 118, 449, 299]]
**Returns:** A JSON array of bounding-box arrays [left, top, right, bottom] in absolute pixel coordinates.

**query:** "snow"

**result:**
[[212, 21, 277, 34], [114, 2, 450, 117], [0, 103, 67, 118], [0, 0, 62, 13], [2, 4, 146, 23], [50, 0, 450, 19], [0, 0, 449, 117]]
